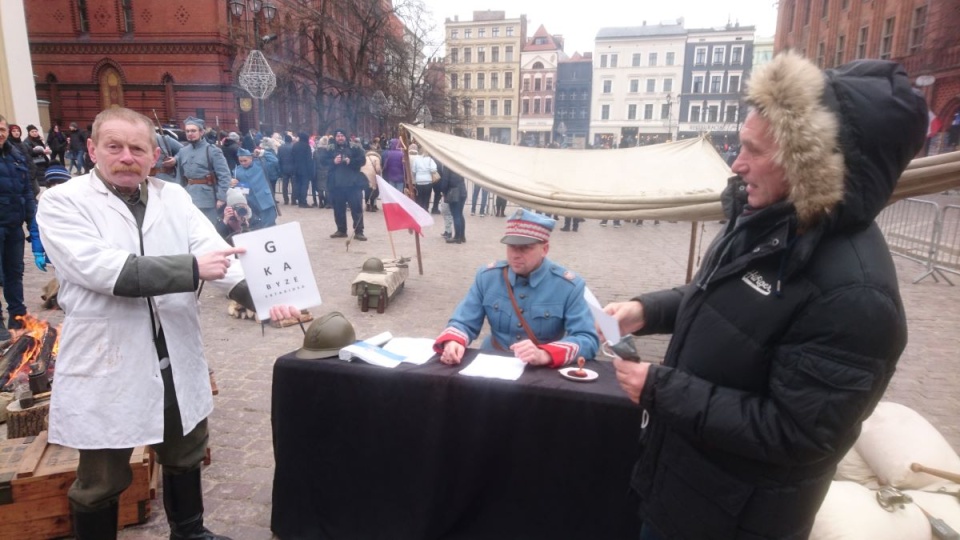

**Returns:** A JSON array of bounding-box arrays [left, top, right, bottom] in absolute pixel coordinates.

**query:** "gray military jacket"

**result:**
[[175, 139, 231, 209]]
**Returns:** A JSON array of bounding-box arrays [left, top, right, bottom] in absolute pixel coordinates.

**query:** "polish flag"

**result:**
[[377, 175, 434, 235]]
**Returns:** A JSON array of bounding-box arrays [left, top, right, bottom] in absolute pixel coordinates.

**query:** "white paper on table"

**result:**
[[382, 337, 437, 365], [584, 286, 621, 345], [338, 341, 403, 368], [232, 222, 322, 320], [459, 353, 526, 381]]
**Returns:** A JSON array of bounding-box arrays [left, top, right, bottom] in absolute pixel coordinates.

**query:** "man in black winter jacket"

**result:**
[[604, 52, 927, 539], [320, 129, 367, 241]]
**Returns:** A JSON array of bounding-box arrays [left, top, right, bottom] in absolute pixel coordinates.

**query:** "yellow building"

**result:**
[[444, 10, 527, 144]]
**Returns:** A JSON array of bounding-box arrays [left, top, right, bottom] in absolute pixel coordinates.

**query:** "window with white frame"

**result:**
[[601, 104, 610, 120], [492, 46, 500, 62], [610, 54, 618, 67], [492, 27, 500, 37], [690, 105, 702, 122], [534, 77, 542, 91], [523, 78, 530, 91], [522, 99, 530, 114], [632, 53, 642, 66], [731, 46, 743, 65], [534, 98, 541, 114], [644, 104, 654, 120], [817, 41, 826, 67], [477, 73, 485, 89], [463, 73, 471, 89], [694, 47, 707, 65], [835, 34, 845, 65], [490, 99, 498, 116], [628, 104, 637, 120], [451, 29, 459, 39], [505, 72, 513, 88], [725, 105, 738, 123], [450, 73, 458, 89], [710, 75, 722, 93], [910, 5, 926, 52], [663, 78, 673, 92], [666, 51, 675, 65], [464, 48, 472, 63], [504, 100, 512, 115], [546, 77, 553, 90], [600, 54, 608, 68], [491, 72, 499, 89], [646, 79, 656, 93], [630, 79, 639, 93], [708, 105, 719, 122], [478, 47, 486, 62], [712, 46, 725, 64], [506, 46, 514, 61], [449, 48, 458, 63], [478, 28, 485, 38], [879, 17, 894, 59], [693, 75, 704, 93], [648, 52, 658, 66], [476, 99, 484, 116], [465, 29, 472, 39], [450, 97, 458, 116], [661, 103, 670, 119], [728, 75, 740, 93], [856, 26, 868, 59], [506, 26, 514, 36], [545, 98, 552, 114], [603, 80, 612, 93]]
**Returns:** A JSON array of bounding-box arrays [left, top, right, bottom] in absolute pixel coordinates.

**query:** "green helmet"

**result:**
[[295, 312, 356, 359], [362, 257, 386, 273]]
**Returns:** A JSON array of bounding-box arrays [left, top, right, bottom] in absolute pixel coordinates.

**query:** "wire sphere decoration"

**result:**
[[238, 50, 277, 99]]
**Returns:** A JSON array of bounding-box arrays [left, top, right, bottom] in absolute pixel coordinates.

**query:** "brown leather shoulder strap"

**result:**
[[503, 266, 540, 346]]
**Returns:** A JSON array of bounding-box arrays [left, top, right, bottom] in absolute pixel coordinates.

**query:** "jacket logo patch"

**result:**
[[742, 270, 772, 296]]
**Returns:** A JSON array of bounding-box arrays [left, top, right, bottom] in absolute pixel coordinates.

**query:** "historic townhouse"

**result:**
[[518, 25, 566, 146], [589, 22, 686, 148], [444, 10, 526, 143], [554, 52, 593, 148]]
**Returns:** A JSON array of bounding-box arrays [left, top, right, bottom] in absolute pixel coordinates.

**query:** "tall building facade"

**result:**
[[590, 23, 686, 148], [775, 0, 960, 154], [26, 0, 399, 135], [678, 25, 755, 146], [444, 11, 526, 143], [554, 52, 593, 148], [518, 25, 566, 146]]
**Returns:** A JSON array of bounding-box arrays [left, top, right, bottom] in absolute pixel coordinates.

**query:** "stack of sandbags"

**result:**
[[812, 402, 960, 540]]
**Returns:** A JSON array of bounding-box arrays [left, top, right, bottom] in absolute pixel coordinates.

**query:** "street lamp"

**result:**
[[665, 92, 673, 142]]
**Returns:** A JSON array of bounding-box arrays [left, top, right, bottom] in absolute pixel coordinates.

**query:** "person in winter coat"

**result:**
[[47, 123, 67, 165], [24, 125, 51, 189], [603, 52, 928, 540], [320, 128, 366, 240], [437, 159, 466, 243], [277, 134, 296, 205], [291, 132, 314, 208], [408, 144, 436, 211], [233, 148, 278, 228], [359, 147, 382, 212], [66, 122, 87, 175], [221, 132, 241, 173], [257, 137, 282, 202], [312, 136, 330, 209], [381, 138, 406, 192]]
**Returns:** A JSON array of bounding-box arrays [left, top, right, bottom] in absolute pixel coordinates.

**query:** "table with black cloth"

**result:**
[[270, 349, 643, 540]]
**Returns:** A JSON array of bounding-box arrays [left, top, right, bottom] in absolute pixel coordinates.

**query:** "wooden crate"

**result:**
[[0, 431, 153, 539]]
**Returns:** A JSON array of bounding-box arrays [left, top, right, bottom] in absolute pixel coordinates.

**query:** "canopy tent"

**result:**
[[402, 123, 960, 221]]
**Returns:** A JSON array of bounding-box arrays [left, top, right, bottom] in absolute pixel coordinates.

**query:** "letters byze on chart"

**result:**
[[232, 221, 323, 320]]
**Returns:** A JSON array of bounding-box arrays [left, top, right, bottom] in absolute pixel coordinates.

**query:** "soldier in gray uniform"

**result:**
[[152, 129, 182, 183], [175, 117, 231, 224]]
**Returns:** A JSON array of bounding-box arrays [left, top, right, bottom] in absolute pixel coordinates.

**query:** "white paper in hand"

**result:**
[[231, 222, 322, 320], [584, 286, 621, 345]]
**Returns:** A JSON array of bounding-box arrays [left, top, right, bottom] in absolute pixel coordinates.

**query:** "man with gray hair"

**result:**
[[176, 117, 231, 224], [605, 52, 928, 539]]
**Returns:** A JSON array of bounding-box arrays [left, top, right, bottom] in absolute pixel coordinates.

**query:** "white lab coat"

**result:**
[[37, 173, 243, 449]]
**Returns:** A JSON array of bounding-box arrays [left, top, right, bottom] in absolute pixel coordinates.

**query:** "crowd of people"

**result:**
[[0, 51, 934, 540]]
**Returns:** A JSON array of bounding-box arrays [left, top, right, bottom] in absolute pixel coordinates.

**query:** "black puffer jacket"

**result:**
[[630, 54, 927, 539], [0, 140, 36, 228]]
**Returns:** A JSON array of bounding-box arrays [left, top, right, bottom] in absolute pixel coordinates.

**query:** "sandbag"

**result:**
[[906, 489, 960, 534], [834, 445, 879, 488], [855, 402, 960, 490], [811, 481, 928, 540]]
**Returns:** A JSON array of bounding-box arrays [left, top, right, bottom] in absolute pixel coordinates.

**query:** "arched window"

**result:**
[[161, 74, 177, 123], [532, 61, 544, 69], [98, 66, 125, 109]]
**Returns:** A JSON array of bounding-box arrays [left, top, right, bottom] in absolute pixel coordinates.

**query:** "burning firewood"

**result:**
[[0, 315, 59, 393]]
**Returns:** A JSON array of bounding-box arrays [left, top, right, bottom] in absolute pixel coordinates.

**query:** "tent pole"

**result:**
[[399, 126, 425, 275], [387, 229, 397, 260], [686, 221, 698, 284]]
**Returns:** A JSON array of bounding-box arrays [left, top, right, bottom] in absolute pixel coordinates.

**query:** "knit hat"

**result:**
[[44, 164, 71, 185], [228, 132, 241, 142], [237, 147, 252, 157], [26, 124, 38, 133], [333, 128, 348, 137]]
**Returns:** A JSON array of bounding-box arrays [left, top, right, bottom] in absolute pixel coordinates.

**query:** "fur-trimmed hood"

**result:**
[[745, 51, 927, 231]]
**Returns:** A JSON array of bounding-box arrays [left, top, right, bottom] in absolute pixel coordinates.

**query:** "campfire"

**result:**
[[0, 314, 59, 393]]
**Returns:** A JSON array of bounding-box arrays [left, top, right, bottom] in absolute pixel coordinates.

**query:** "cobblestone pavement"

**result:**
[[13, 191, 960, 539]]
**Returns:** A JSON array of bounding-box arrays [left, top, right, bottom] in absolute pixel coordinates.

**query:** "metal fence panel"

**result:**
[[934, 205, 960, 281], [877, 199, 942, 283]]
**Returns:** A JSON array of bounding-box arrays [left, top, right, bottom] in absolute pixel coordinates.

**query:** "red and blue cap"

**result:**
[[501, 209, 555, 245]]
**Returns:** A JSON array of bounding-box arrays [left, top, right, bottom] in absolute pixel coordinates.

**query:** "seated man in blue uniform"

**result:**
[[434, 209, 599, 367]]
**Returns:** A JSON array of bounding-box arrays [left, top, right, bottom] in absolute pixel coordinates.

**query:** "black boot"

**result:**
[[72, 500, 119, 540], [163, 468, 232, 540]]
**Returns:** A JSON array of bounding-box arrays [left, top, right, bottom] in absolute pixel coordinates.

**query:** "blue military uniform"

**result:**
[[175, 117, 231, 224], [434, 257, 599, 367]]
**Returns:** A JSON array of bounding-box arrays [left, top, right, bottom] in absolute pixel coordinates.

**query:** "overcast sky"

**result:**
[[418, 0, 779, 56]]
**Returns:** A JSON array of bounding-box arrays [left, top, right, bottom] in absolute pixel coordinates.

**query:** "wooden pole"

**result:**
[[398, 126, 424, 275], [387, 229, 397, 260], [686, 221, 699, 284]]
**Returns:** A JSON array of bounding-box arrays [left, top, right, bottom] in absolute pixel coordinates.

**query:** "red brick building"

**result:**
[[26, 0, 399, 136], [774, 0, 960, 153]]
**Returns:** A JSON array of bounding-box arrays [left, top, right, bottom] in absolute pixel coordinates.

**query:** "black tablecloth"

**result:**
[[271, 350, 643, 540]]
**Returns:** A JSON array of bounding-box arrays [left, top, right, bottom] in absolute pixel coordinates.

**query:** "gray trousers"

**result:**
[[68, 366, 209, 511]]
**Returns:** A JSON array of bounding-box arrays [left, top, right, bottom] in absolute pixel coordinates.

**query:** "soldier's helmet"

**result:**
[[361, 257, 386, 273], [295, 312, 357, 359]]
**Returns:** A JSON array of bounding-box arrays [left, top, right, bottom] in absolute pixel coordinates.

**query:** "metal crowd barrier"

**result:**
[[876, 198, 958, 285]]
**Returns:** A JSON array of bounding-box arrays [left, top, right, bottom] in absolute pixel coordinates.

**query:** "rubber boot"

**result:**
[[72, 500, 119, 540], [164, 468, 232, 540]]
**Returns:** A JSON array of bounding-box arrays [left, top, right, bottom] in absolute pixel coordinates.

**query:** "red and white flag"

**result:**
[[376, 175, 434, 235]]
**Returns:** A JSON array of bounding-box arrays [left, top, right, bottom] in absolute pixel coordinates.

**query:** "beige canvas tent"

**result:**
[[402, 123, 960, 221]]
